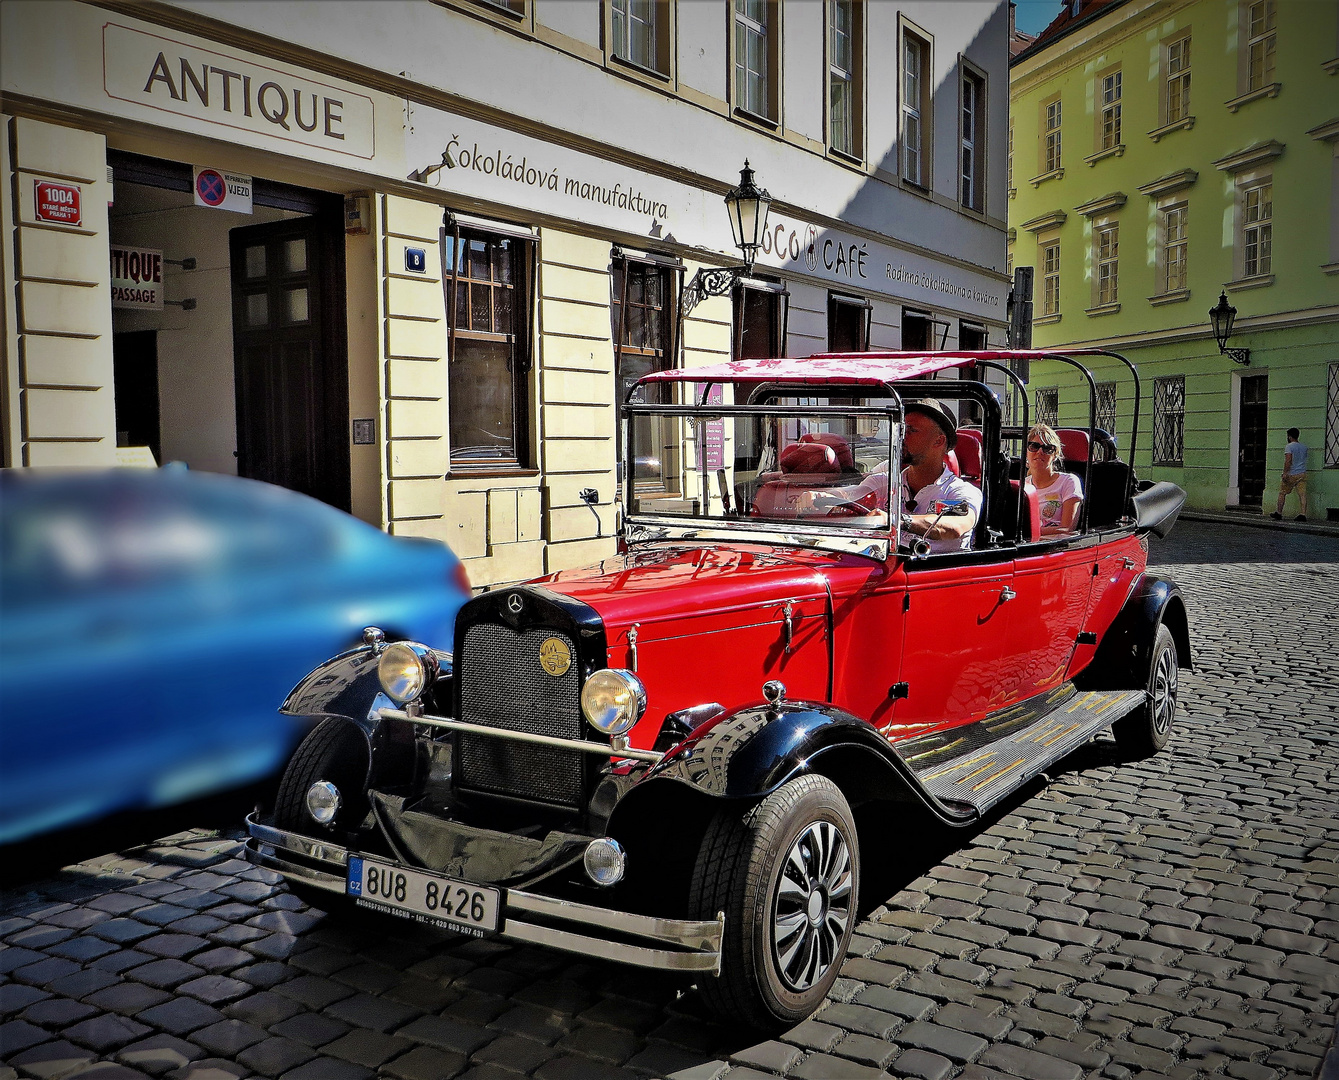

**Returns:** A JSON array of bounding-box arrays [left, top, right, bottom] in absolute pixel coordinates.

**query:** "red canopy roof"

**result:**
[[642, 350, 1085, 389]]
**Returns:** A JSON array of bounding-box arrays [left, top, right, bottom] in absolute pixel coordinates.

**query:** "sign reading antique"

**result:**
[[193, 167, 253, 213], [34, 180, 82, 225], [103, 22, 376, 160], [110, 245, 164, 310]]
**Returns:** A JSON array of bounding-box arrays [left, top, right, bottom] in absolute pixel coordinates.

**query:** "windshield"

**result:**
[[625, 395, 899, 549]]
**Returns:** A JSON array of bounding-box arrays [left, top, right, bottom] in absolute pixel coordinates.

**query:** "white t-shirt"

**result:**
[[1026, 470, 1084, 530], [903, 466, 984, 553], [1285, 441, 1308, 476]]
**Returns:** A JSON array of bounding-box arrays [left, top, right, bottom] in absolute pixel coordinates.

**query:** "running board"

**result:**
[[895, 687, 1145, 818]]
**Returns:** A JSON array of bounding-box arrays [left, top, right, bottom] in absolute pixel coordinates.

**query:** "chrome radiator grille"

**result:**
[[456, 622, 586, 808]]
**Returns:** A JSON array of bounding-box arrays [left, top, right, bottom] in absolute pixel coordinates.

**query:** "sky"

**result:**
[[1013, 0, 1068, 36]]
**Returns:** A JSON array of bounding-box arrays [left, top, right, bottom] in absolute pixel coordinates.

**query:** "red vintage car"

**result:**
[[246, 350, 1190, 1029]]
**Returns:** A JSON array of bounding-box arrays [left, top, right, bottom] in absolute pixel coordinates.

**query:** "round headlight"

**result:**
[[377, 642, 438, 705], [583, 837, 626, 886], [306, 781, 341, 826], [580, 668, 647, 736]]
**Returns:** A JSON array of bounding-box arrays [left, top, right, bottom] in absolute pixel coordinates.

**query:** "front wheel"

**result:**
[[690, 775, 859, 1031], [1114, 623, 1178, 757]]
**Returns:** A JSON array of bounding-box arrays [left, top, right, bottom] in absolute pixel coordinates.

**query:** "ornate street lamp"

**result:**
[[682, 161, 772, 316], [1209, 290, 1250, 365]]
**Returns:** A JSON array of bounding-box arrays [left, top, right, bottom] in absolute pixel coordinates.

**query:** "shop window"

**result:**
[[734, 0, 779, 122], [444, 226, 533, 468], [902, 308, 930, 351], [901, 25, 931, 184], [611, 0, 670, 76], [1242, 180, 1273, 277], [1035, 387, 1058, 429], [827, 294, 871, 352], [1096, 381, 1118, 434], [1152, 375, 1185, 466], [734, 280, 787, 359], [612, 253, 678, 491], [1327, 362, 1339, 468], [960, 67, 985, 212], [829, 0, 863, 160]]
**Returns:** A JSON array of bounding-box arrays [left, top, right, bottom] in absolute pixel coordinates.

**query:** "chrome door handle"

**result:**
[[1001, 587, 1017, 602], [782, 601, 795, 653], [1122, 557, 1137, 570]]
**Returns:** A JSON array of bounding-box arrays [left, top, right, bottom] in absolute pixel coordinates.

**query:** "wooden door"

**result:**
[[229, 214, 349, 510], [1238, 374, 1268, 508]]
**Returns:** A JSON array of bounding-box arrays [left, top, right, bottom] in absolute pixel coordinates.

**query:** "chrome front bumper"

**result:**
[[244, 814, 723, 974]]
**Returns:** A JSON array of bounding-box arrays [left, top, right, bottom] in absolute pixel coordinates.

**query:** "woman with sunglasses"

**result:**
[[1024, 424, 1083, 537]]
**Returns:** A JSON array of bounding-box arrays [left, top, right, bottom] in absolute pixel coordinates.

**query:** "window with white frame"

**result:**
[[1007, 119, 1014, 192], [1043, 97, 1062, 174], [901, 28, 929, 183], [611, 0, 667, 74], [1327, 362, 1339, 467], [829, 0, 860, 159], [1035, 387, 1058, 428], [734, 0, 772, 119], [961, 68, 985, 211], [1246, 0, 1277, 92], [1166, 35, 1191, 123], [1096, 223, 1119, 306], [1100, 70, 1122, 150], [1152, 375, 1185, 466], [1162, 204, 1188, 293], [1243, 180, 1273, 277], [1042, 241, 1060, 315]]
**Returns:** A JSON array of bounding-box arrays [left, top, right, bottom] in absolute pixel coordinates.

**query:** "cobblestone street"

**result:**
[[2, 520, 1337, 1080]]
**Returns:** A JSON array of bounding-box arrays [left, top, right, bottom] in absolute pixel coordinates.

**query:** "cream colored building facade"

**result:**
[[2, 0, 1010, 586]]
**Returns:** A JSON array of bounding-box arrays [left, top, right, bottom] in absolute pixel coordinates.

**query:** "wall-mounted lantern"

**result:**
[[1209, 291, 1250, 365]]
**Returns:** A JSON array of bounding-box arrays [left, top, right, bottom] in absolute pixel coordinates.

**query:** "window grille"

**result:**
[[1167, 37, 1191, 122], [1096, 224, 1119, 306], [1326, 363, 1339, 468], [1035, 387, 1058, 429], [1100, 71, 1122, 149], [1244, 182, 1272, 277], [1096, 381, 1118, 434], [1247, 0, 1276, 92], [1152, 375, 1185, 466]]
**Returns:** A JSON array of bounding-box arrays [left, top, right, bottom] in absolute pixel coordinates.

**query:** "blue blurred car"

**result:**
[[0, 466, 471, 844]]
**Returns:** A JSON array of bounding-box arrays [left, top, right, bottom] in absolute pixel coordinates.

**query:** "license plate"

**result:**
[[346, 856, 501, 936]]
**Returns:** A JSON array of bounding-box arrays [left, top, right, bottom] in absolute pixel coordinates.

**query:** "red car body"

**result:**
[[247, 351, 1190, 1029]]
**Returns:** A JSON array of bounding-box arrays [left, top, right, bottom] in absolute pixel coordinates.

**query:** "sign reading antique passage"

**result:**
[[110, 245, 164, 310], [193, 167, 253, 213], [34, 180, 82, 225], [103, 22, 377, 160]]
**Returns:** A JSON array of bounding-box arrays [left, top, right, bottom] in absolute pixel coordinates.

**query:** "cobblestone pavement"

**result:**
[[2, 521, 1337, 1080]]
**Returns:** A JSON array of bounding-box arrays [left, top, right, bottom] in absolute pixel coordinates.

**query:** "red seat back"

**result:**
[[1056, 429, 1090, 463], [945, 449, 960, 476], [953, 429, 983, 484], [1010, 479, 1042, 542], [799, 432, 854, 471], [780, 441, 839, 475]]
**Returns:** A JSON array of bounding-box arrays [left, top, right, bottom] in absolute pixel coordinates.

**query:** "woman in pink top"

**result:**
[[1023, 424, 1083, 536]]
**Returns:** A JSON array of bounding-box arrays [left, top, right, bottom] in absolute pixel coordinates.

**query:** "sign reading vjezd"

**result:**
[[103, 23, 376, 160]]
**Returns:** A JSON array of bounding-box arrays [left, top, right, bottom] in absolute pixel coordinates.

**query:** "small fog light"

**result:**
[[306, 781, 341, 826], [583, 837, 626, 887]]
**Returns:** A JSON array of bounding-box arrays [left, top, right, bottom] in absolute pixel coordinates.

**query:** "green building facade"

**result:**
[[1009, 0, 1338, 518]]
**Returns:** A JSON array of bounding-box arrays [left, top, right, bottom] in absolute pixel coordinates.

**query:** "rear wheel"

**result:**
[[690, 775, 858, 1031], [1114, 623, 1178, 757]]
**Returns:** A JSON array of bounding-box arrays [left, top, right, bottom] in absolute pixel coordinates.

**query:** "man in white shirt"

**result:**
[[1270, 427, 1308, 522], [897, 401, 982, 554]]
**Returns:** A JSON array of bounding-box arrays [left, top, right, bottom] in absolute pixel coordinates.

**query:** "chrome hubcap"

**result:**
[[1151, 646, 1178, 736], [772, 820, 853, 992]]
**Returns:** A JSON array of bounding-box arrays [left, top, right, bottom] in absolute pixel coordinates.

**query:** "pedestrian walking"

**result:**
[[1270, 426, 1308, 521]]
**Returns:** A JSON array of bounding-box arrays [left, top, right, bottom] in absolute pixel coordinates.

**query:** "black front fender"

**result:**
[[607, 700, 978, 833], [1079, 572, 1192, 691]]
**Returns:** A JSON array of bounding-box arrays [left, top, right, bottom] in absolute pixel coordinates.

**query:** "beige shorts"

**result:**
[[1280, 473, 1307, 496]]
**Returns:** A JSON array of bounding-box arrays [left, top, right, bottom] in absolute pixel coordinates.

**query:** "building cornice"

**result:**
[[1021, 210, 1068, 233], [1137, 170, 1198, 198], [1032, 305, 1339, 352], [1074, 192, 1127, 217], [1213, 140, 1286, 174]]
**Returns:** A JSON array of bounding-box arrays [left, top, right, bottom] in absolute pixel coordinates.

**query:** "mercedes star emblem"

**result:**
[[507, 593, 524, 614]]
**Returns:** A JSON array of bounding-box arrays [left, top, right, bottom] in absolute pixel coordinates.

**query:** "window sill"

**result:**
[[1324, 57, 1339, 75], [609, 54, 671, 84], [446, 467, 541, 480], [1148, 116, 1195, 142], [1084, 144, 1125, 166], [1085, 302, 1121, 317], [1322, 262, 1339, 275], [1148, 288, 1191, 306], [1029, 168, 1064, 188], [829, 147, 865, 168], [1225, 83, 1281, 112], [733, 106, 778, 130], [900, 178, 933, 199], [1225, 274, 1275, 292], [1034, 313, 1062, 325]]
